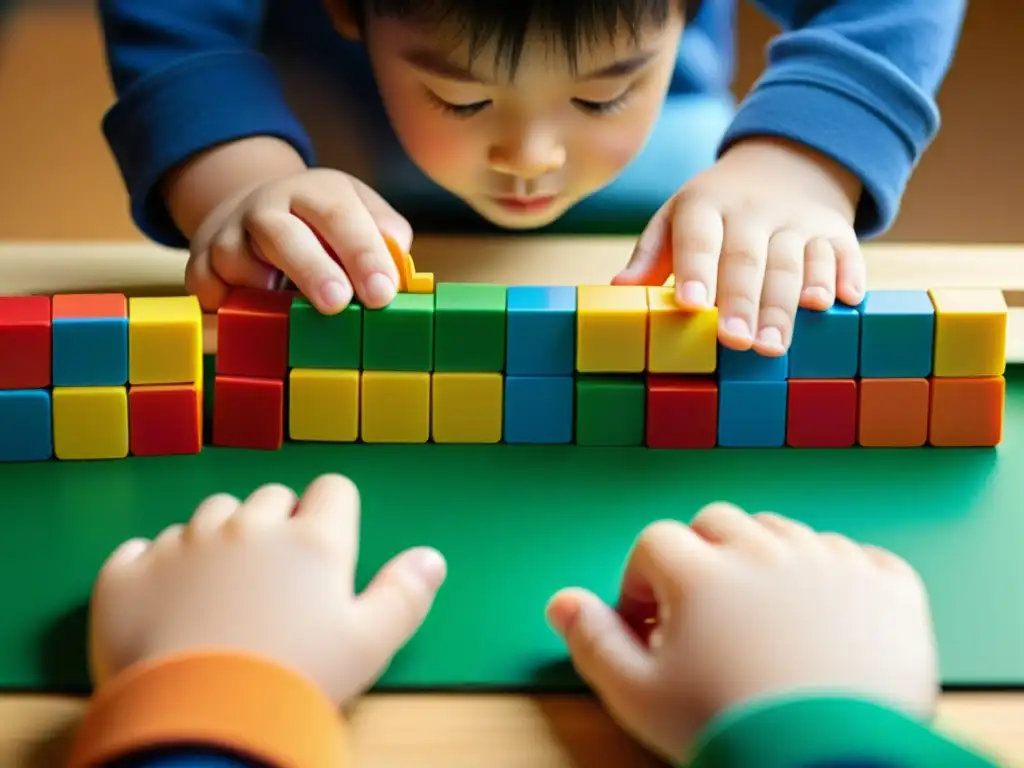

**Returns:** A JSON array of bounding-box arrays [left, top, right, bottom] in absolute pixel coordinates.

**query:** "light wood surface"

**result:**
[[1, 237, 1023, 767]]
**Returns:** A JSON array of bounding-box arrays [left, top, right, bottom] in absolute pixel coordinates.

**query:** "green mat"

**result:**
[[1, 366, 1022, 693]]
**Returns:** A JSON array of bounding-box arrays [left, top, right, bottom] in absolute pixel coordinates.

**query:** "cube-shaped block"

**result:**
[[575, 376, 645, 446], [718, 380, 787, 447], [576, 286, 647, 373], [504, 376, 573, 444], [432, 372, 503, 443], [129, 296, 203, 384], [506, 286, 576, 375], [0, 389, 52, 461], [0, 296, 51, 389], [129, 384, 203, 456], [362, 293, 434, 371], [52, 293, 128, 386], [788, 303, 860, 378], [646, 377, 718, 449], [857, 378, 929, 447], [216, 288, 293, 379], [289, 369, 359, 442], [434, 283, 506, 372], [929, 289, 1007, 377], [646, 287, 717, 373], [717, 347, 788, 381], [929, 376, 1004, 447], [361, 371, 430, 443], [857, 290, 934, 378], [289, 296, 362, 370], [213, 376, 284, 450], [786, 379, 858, 448], [53, 386, 129, 460]]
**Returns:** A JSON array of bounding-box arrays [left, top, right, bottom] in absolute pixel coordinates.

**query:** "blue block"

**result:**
[[52, 316, 128, 386], [0, 389, 52, 461], [718, 381, 787, 447], [718, 347, 788, 381], [506, 286, 577, 376], [504, 376, 573, 443], [788, 303, 860, 378], [857, 290, 935, 378]]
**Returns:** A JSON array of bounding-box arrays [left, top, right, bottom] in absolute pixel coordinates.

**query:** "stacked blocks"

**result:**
[[0, 297, 52, 461]]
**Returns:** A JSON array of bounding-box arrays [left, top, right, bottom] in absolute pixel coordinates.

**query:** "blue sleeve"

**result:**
[[107, 748, 263, 768], [719, 0, 967, 237], [96, 0, 317, 248]]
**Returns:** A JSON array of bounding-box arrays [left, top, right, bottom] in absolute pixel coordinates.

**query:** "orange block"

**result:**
[[52, 293, 127, 319], [857, 378, 929, 447], [929, 376, 1005, 447]]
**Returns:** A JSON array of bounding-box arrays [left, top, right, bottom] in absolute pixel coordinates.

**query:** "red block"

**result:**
[[787, 379, 858, 447], [52, 293, 127, 319], [646, 377, 718, 448], [216, 288, 294, 379], [0, 296, 51, 389], [129, 384, 203, 456], [213, 375, 284, 450]]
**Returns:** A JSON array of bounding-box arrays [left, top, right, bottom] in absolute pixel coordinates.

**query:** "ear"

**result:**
[[324, 0, 361, 40]]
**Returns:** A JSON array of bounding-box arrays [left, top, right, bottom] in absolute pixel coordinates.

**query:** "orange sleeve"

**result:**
[[67, 651, 346, 768]]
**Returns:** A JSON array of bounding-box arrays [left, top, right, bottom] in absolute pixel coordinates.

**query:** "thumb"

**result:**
[[349, 176, 414, 253], [612, 197, 675, 287]]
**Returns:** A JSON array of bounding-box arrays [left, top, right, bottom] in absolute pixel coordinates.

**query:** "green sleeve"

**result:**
[[686, 695, 998, 767]]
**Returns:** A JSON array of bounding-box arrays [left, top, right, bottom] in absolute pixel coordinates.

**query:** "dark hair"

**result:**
[[354, 0, 701, 76]]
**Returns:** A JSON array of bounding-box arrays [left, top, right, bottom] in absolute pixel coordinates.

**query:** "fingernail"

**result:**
[[364, 273, 396, 305], [724, 317, 751, 340], [547, 599, 581, 635], [319, 280, 351, 312], [678, 281, 707, 307], [802, 286, 833, 306], [408, 548, 446, 589], [756, 326, 783, 351]]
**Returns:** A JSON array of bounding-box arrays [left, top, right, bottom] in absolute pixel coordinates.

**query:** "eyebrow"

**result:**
[[402, 49, 656, 84]]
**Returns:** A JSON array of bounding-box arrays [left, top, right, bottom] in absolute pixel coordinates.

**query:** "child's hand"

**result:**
[[185, 169, 411, 314], [546, 503, 936, 764], [88, 474, 446, 706], [614, 138, 867, 356]]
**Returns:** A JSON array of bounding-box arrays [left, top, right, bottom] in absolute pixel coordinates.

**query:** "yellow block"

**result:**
[[646, 286, 718, 373], [432, 372, 503, 443], [53, 386, 128, 460], [576, 286, 648, 373], [929, 289, 1007, 377], [289, 369, 360, 442], [361, 371, 431, 443], [128, 296, 204, 385]]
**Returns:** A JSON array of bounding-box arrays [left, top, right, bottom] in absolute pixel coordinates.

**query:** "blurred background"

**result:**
[[0, 0, 1021, 243]]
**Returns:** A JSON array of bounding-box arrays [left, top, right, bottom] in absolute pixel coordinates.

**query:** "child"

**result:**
[[98, 0, 965, 355], [69, 474, 996, 767]]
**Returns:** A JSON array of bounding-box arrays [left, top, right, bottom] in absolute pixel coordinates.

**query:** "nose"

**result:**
[[489, 125, 566, 180]]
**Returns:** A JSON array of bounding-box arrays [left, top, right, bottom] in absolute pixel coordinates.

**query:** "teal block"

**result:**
[[0, 389, 52, 461], [857, 290, 934, 378], [52, 317, 128, 386], [789, 302, 860, 378]]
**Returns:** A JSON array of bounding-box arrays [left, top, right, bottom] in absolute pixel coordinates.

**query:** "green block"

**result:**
[[362, 293, 434, 371], [288, 296, 362, 369], [434, 283, 507, 371], [575, 376, 646, 446]]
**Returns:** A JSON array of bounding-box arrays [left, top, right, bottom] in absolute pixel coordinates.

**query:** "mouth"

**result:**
[[491, 194, 558, 214]]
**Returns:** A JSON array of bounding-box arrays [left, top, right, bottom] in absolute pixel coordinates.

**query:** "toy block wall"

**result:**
[[0, 294, 203, 461]]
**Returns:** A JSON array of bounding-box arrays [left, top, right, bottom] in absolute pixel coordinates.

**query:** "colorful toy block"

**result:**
[[857, 378, 929, 447], [786, 379, 858, 447], [717, 347, 788, 381], [646, 286, 717, 373], [857, 290, 934, 378], [646, 377, 718, 449], [51, 293, 128, 386], [718, 380, 787, 447], [432, 372, 503, 443], [575, 376, 645, 446], [0, 390, 52, 461], [929, 376, 1005, 447], [576, 286, 647, 373], [128, 385, 203, 456], [288, 369, 360, 442], [128, 296, 203, 385], [216, 288, 293, 379], [788, 303, 860, 378], [504, 376, 573, 444], [213, 376, 284, 450], [288, 297, 362, 370], [434, 283, 506, 372], [386, 235, 434, 293], [361, 371, 431, 443], [929, 289, 1007, 377], [506, 286, 576, 376], [0, 295, 50, 389], [52, 386, 129, 460], [362, 293, 434, 371]]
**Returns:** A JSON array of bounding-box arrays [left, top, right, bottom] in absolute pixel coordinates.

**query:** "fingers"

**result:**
[[752, 230, 803, 356], [292, 473, 361, 563], [228, 483, 298, 532], [186, 493, 241, 538], [800, 237, 837, 310], [715, 216, 770, 350], [348, 176, 414, 254], [102, 537, 150, 569], [832, 234, 866, 306], [689, 502, 778, 554], [613, 199, 674, 287], [670, 200, 724, 309]]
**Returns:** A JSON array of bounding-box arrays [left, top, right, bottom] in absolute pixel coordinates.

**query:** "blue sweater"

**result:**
[[97, 0, 965, 247]]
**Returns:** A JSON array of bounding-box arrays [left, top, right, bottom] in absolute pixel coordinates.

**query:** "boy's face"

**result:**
[[360, 11, 684, 228]]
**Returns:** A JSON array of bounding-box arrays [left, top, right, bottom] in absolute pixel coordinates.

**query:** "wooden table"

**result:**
[[1, 237, 1023, 767]]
